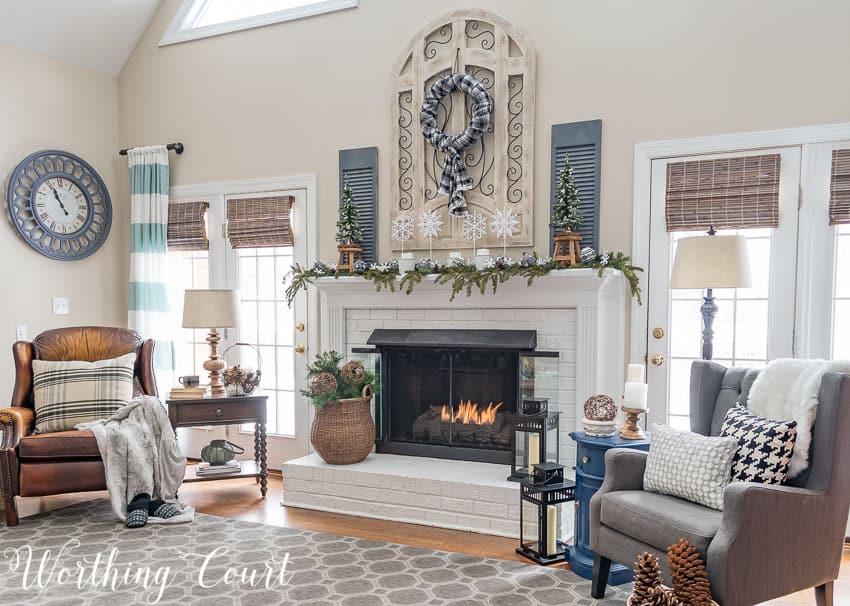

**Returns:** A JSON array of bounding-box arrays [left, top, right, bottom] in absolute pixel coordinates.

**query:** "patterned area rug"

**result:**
[[0, 500, 629, 605]]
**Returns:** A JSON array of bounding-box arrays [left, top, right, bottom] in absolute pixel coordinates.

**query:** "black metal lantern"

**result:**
[[520, 397, 549, 416], [517, 463, 575, 565], [508, 410, 560, 482]]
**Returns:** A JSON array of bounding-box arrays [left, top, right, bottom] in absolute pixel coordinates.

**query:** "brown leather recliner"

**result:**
[[0, 326, 157, 526]]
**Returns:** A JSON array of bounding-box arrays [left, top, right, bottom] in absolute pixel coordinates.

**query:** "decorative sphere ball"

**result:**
[[388, 259, 399, 272], [353, 259, 368, 274], [584, 394, 617, 421], [416, 258, 435, 272], [580, 247, 597, 263], [519, 252, 535, 268]]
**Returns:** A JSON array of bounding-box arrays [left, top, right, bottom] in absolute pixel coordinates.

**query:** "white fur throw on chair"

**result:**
[[748, 359, 850, 478]]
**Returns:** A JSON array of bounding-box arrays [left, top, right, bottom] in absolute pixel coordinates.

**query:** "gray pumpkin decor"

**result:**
[[200, 440, 245, 466]]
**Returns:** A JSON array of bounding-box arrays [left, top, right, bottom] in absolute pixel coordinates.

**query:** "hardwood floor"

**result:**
[[15, 474, 850, 605]]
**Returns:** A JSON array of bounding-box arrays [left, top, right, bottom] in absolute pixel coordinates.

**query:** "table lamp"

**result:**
[[670, 228, 751, 360], [182, 289, 241, 397]]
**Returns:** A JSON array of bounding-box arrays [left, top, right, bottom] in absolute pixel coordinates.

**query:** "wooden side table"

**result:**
[[167, 394, 269, 497], [568, 431, 651, 584]]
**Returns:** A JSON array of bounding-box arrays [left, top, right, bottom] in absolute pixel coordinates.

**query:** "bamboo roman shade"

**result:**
[[665, 154, 781, 232], [226, 195, 294, 248], [830, 149, 850, 225], [167, 201, 209, 250]]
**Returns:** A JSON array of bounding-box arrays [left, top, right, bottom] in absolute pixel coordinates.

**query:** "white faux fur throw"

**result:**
[[748, 359, 850, 478], [77, 396, 194, 523]]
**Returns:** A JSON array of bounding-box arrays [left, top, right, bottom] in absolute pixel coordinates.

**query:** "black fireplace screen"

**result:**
[[387, 349, 517, 451], [356, 329, 558, 465]]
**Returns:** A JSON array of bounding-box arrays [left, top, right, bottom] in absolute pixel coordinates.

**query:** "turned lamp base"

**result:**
[[204, 328, 227, 398], [620, 406, 648, 440]]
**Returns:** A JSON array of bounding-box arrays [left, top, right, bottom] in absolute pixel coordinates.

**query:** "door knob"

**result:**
[[294, 344, 306, 354], [652, 327, 665, 339], [295, 323, 305, 332], [651, 354, 664, 366]]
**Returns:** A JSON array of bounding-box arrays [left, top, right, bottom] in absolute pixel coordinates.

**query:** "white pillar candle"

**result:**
[[527, 434, 540, 467], [546, 505, 558, 555], [626, 363, 645, 383], [623, 382, 648, 410]]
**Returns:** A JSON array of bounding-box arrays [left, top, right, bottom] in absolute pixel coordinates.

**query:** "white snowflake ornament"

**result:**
[[491, 207, 519, 256], [418, 210, 444, 258], [391, 213, 414, 254], [462, 211, 487, 254]]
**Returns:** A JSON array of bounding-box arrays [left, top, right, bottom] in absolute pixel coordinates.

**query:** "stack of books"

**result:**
[[197, 460, 241, 476], [169, 386, 211, 400]]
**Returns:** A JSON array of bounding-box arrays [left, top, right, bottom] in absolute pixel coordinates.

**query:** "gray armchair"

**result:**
[[590, 361, 850, 606]]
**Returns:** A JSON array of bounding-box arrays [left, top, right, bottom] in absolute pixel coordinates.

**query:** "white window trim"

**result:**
[[159, 0, 358, 47], [630, 122, 850, 366]]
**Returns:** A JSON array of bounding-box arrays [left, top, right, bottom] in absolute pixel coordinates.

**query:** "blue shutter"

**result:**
[[550, 120, 602, 254], [339, 147, 378, 264]]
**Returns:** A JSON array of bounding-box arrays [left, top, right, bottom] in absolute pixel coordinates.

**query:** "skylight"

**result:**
[[160, 0, 357, 46]]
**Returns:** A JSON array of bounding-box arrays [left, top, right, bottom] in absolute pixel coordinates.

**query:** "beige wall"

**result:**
[[119, 0, 850, 265], [0, 43, 126, 394]]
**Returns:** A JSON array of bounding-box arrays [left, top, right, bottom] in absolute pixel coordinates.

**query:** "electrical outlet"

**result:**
[[53, 297, 70, 315], [15, 325, 27, 341]]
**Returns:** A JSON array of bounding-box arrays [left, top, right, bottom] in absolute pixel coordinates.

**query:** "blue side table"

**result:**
[[568, 431, 651, 584]]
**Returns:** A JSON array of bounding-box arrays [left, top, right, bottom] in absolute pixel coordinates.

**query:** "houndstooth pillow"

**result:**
[[32, 353, 136, 434], [644, 424, 738, 510], [720, 404, 797, 485]]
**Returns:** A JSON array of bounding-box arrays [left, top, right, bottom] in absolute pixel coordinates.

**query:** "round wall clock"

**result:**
[[6, 149, 112, 261]]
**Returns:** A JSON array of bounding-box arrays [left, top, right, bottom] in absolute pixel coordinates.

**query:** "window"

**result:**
[[160, 0, 357, 46], [831, 224, 850, 359]]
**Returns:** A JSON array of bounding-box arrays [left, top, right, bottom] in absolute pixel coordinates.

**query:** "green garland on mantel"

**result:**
[[285, 252, 642, 307]]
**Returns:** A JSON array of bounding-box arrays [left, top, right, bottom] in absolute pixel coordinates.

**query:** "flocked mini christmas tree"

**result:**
[[336, 179, 363, 244], [550, 158, 583, 233]]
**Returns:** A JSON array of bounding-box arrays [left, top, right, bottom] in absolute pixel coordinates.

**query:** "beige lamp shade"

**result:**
[[670, 235, 752, 289], [182, 289, 241, 328]]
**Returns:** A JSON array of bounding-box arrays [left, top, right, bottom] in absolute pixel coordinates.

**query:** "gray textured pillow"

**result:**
[[644, 424, 738, 510]]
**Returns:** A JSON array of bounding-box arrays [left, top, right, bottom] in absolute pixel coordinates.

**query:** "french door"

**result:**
[[168, 186, 312, 468], [644, 147, 800, 428]]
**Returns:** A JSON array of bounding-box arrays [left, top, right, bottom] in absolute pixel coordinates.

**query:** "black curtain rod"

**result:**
[[119, 142, 184, 157]]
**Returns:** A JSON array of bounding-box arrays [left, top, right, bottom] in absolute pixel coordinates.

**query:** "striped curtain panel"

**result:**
[[127, 145, 174, 394]]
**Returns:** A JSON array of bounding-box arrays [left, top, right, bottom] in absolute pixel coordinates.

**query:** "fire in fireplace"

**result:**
[[356, 329, 558, 465]]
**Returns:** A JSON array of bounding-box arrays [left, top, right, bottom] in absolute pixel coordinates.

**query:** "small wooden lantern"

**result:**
[[336, 243, 363, 273], [552, 231, 582, 266]]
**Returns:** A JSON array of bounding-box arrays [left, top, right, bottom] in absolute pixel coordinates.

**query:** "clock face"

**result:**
[[33, 178, 90, 235], [7, 150, 112, 260]]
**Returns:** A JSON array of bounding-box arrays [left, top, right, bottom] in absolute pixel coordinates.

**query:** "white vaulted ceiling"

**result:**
[[0, 0, 162, 76]]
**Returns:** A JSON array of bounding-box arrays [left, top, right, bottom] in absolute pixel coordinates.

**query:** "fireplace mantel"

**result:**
[[315, 268, 629, 437]]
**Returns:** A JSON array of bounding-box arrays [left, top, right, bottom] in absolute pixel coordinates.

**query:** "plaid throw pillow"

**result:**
[[720, 404, 797, 485], [32, 353, 136, 434]]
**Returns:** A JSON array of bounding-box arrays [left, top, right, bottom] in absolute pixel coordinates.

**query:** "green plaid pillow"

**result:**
[[32, 353, 136, 434]]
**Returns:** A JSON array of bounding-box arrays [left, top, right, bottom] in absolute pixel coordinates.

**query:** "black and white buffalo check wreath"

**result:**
[[420, 73, 493, 216], [720, 404, 798, 484]]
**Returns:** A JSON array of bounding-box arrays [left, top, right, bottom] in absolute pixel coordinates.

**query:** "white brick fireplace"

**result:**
[[283, 269, 628, 538]]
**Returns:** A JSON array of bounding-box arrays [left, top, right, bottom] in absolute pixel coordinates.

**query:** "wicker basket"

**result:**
[[310, 384, 375, 465]]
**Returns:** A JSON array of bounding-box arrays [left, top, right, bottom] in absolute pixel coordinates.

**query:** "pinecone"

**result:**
[[631, 552, 663, 603], [311, 371, 338, 396], [646, 585, 682, 606], [341, 360, 366, 385], [668, 538, 713, 606]]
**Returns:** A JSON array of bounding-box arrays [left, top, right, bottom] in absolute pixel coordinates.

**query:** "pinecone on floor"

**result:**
[[632, 552, 663, 603], [668, 538, 713, 606]]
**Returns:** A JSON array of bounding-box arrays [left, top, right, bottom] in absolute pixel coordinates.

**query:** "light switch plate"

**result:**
[[53, 297, 70, 315], [15, 325, 27, 341]]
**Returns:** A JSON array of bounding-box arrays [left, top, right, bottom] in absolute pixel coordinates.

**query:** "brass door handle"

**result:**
[[651, 354, 664, 366], [294, 344, 306, 354], [295, 323, 305, 332]]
